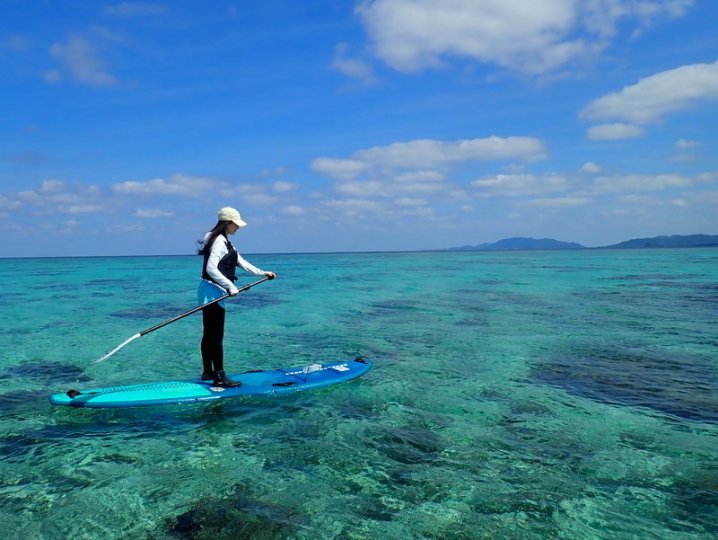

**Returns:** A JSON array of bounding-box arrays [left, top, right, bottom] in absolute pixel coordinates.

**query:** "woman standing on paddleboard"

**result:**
[[197, 207, 276, 387]]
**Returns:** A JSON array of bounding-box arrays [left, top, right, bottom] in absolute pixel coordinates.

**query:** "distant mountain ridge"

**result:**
[[447, 237, 583, 251], [601, 234, 718, 249], [444, 234, 718, 251]]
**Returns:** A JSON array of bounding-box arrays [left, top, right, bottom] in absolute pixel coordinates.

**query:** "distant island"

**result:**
[[443, 234, 718, 251], [447, 237, 583, 251], [601, 234, 718, 249]]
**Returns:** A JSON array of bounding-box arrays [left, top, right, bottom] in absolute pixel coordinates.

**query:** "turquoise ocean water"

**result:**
[[1, 249, 716, 539]]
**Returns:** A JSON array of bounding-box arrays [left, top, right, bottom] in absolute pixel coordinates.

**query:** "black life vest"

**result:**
[[202, 234, 239, 283]]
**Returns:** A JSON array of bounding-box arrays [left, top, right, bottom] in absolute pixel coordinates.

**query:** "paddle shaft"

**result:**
[[94, 276, 270, 363]]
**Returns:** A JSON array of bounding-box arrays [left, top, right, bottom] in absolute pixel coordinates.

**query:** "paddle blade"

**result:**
[[94, 333, 141, 364]]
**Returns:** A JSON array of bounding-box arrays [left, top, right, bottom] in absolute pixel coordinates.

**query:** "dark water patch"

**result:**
[[507, 398, 553, 418], [165, 484, 303, 539], [473, 491, 559, 520], [618, 431, 657, 452], [465, 455, 580, 537], [0, 389, 48, 416], [337, 395, 381, 419], [667, 470, 718, 534], [17, 269, 71, 278], [682, 282, 718, 306], [93, 452, 143, 465], [445, 290, 493, 326], [0, 426, 66, 461], [354, 495, 397, 521], [0, 291, 29, 302], [480, 387, 508, 402], [532, 346, 718, 423], [110, 304, 193, 321], [0, 411, 209, 462], [368, 298, 424, 316], [455, 316, 491, 328], [261, 448, 321, 473], [476, 279, 505, 286], [469, 491, 561, 539], [0, 326, 34, 336], [259, 420, 327, 472], [371, 426, 446, 465], [403, 408, 454, 432], [506, 427, 589, 471], [333, 274, 367, 283], [602, 273, 704, 283], [0, 361, 90, 384], [624, 280, 718, 306], [385, 467, 454, 506], [85, 277, 137, 286], [232, 292, 282, 309]]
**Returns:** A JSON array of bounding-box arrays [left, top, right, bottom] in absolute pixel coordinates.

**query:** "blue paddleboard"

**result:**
[[49, 357, 372, 408]]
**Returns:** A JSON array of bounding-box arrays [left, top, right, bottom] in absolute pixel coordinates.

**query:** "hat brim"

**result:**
[[232, 218, 247, 227]]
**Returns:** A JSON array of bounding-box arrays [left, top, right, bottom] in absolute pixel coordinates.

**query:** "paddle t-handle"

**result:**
[[94, 276, 270, 364]]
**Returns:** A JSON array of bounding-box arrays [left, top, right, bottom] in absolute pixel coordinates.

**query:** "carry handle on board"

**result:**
[[94, 276, 271, 364]]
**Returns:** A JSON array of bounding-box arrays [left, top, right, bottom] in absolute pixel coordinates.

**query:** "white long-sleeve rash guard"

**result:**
[[203, 233, 266, 295]]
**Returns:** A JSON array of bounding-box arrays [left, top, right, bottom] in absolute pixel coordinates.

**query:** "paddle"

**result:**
[[94, 276, 270, 364]]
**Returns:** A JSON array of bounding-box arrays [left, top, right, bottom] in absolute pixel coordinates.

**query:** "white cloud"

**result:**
[[0, 196, 21, 211], [620, 194, 653, 203], [134, 208, 175, 218], [321, 198, 382, 217], [272, 181, 297, 193], [357, 0, 582, 74], [104, 3, 167, 17], [49, 34, 117, 87], [581, 60, 718, 124], [581, 0, 693, 37], [673, 138, 703, 161], [675, 138, 701, 150], [220, 180, 296, 205], [525, 196, 591, 208], [311, 157, 368, 181], [59, 204, 106, 214], [472, 173, 569, 197], [243, 193, 278, 206], [398, 205, 436, 217], [332, 43, 377, 85], [591, 173, 693, 192], [112, 174, 219, 196], [313, 136, 546, 181], [394, 197, 428, 206], [395, 170, 445, 183], [8, 180, 107, 217], [313, 136, 546, 210], [580, 161, 601, 173], [398, 182, 445, 194], [282, 205, 304, 215], [587, 123, 644, 140], [356, 0, 694, 75], [336, 180, 388, 198], [40, 179, 65, 192]]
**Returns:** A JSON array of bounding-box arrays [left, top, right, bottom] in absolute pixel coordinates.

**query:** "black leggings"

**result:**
[[201, 303, 225, 373]]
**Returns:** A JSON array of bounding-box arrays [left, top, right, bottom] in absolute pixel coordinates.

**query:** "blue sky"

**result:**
[[1, 0, 717, 257]]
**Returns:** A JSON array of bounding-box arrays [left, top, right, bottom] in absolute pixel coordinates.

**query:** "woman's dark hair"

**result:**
[[197, 221, 229, 255]]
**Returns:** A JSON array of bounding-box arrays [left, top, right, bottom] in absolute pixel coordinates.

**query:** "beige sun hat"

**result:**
[[217, 207, 247, 228]]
